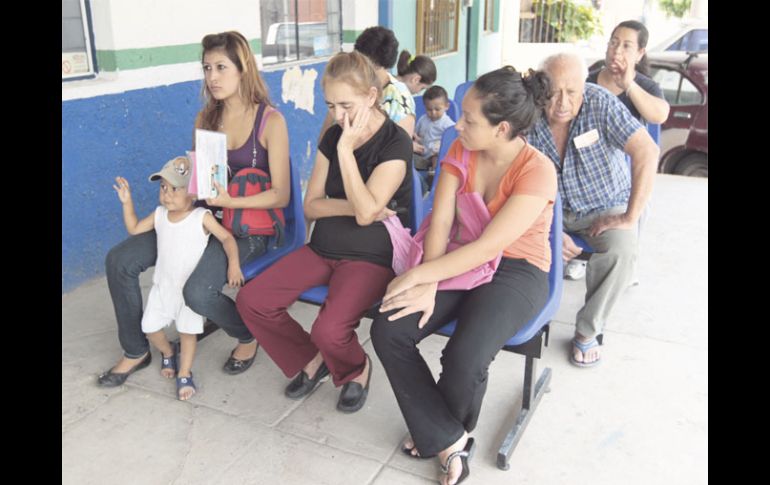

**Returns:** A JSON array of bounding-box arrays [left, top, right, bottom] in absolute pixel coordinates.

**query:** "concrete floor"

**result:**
[[62, 174, 707, 485]]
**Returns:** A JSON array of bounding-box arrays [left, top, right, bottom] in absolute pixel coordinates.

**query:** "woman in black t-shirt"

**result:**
[[587, 20, 669, 123], [236, 51, 412, 413]]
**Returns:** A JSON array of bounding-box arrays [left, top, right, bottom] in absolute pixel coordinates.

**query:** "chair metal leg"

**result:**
[[496, 356, 552, 470]]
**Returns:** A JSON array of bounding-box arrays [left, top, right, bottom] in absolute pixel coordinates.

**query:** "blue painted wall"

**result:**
[[378, 0, 393, 28], [62, 61, 329, 293]]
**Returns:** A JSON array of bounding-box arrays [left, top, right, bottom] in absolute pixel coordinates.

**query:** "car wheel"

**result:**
[[675, 153, 708, 177]]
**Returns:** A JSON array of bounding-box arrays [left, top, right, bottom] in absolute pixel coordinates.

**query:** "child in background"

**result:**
[[112, 156, 243, 400], [413, 85, 455, 173]]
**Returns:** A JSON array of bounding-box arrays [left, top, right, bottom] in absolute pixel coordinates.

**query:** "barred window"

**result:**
[[62, 0, 95, 79], [416, 0, 460, 57], [260, 0, 342, 66]]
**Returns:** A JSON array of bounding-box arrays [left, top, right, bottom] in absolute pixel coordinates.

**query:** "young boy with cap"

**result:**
[[112, 156, 243, 400]]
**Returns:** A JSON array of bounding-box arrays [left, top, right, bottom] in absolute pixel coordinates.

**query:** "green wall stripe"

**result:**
[[343, 30, 362, 43], [95, 39, 262, 72]]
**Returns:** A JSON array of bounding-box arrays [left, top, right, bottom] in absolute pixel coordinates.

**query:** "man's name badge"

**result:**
[[573, 129, 600, 149]]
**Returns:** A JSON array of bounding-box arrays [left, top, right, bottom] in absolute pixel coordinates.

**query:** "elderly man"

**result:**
[[528, 53, 659, 368]]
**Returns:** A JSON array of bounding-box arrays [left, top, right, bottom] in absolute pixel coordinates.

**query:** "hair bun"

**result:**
[[522, 69, 551, 109]]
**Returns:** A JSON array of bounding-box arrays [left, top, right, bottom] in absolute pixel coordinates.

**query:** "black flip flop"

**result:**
[[401, 443, 430, 460]]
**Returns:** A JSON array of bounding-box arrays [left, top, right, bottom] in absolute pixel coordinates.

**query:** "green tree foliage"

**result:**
[[532, 0, 603, 43], [658, 0, 692, 18]]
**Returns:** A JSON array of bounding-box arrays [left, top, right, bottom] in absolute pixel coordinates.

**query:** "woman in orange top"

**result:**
[[370, 66, 557, 485]]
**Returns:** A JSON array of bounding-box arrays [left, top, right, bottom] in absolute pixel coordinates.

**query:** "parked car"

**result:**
[[262, 21, 333, 65], [649, 20, 707, 53], [647, 51, 708, 177]]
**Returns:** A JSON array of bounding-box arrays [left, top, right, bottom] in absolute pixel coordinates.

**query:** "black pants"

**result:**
[[370, 257, 548, 457]]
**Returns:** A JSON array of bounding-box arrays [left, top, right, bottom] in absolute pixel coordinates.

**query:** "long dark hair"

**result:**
[[198, 31, 271, 131], [396, 50, 437, 85], [612, 20, 650, 76], [472, 66, 551, 139]]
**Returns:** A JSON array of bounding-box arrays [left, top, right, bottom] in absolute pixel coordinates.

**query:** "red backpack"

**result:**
[[221, 104, 285, 245], [222, 168, 285, 244]]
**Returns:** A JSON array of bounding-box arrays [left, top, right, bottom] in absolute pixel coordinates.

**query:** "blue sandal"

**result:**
[[570, 337, 602, 368], [176, 373, 197, 401], [160, 342, 178, 378]]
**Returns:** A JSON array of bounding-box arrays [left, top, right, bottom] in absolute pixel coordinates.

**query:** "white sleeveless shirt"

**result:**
[[153, 206, 210, 288]]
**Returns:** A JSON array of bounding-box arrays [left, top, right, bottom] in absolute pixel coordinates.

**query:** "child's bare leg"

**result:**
[[177, 333, 197, 400], [146, 331, 176, 378]]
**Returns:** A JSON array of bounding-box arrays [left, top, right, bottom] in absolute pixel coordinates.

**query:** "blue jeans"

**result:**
[[105, 231, 266, 358]]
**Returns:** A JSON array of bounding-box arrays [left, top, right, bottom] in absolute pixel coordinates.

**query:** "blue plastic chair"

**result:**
[[299, 168, 425, 306], [197, 159, 306, 341], [422, 125, 459, 216], [413, 94, 426, 122], [446, 100, 460, 122], [241, 160, 306, 281], [647, 122, 660, 145], [436, 193, 563, 470], [570, 122, 658, 256], [569, 233, 594, 254], [453, 80, 473, 109], [408, 167, 425, 237]]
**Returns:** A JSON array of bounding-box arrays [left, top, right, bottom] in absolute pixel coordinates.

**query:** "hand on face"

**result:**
[[337, 107, 372, 152], [608, 56, 635, 91]]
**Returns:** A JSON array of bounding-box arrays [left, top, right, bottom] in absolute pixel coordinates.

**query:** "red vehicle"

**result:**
[[648, 52, 708, 177]]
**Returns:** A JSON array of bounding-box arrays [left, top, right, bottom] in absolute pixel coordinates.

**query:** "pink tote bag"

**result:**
[[383, 148, 502, 290]]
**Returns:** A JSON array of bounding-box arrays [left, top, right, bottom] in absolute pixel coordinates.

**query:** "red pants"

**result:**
[[236, 245, 394, 386]]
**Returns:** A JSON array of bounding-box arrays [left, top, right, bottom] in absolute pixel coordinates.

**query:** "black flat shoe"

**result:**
[[336, 354, 372, 414], [285, 361, 330, 399], [97, 352, 152, 388], [223, 345, 258, 375], [440, 437, 475, 485]]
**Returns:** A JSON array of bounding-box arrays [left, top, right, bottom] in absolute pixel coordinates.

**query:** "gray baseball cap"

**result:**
[[149, 156, 192, 188]]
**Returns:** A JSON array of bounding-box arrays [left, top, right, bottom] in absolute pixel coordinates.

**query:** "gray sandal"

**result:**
[[440, 438, 475, 485]]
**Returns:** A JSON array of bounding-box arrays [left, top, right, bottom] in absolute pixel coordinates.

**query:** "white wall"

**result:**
[[342, 0, 377, 31], [91, 0, 261, 50], [504, 42, 587, 72]]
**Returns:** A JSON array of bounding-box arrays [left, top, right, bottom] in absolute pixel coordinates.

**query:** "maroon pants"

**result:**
[[236, 245, 394, 386]]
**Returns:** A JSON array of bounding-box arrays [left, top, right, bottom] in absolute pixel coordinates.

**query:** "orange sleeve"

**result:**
[[506, 150, 557, 201], [439, 139, 468, 185]]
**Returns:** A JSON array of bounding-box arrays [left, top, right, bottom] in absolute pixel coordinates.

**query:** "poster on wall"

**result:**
[[62, 51, 90, 77]]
